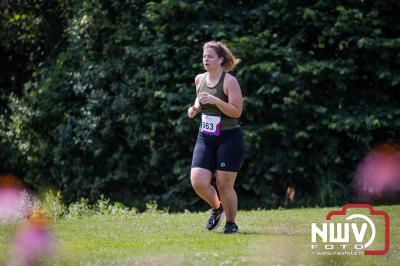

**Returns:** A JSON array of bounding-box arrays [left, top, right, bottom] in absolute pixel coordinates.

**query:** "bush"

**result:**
[[1, 0, 399, 209]]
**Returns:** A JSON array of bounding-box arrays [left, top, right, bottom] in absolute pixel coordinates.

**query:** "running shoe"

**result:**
[[206, 205, 224, 231], [223, 221, 239, 234]]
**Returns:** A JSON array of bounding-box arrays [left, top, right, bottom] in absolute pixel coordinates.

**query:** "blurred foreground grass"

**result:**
[[1, 205, 399, 265]]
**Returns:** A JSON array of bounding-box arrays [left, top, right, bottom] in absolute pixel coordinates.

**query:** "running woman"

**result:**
[[187, 41, 244, 234]]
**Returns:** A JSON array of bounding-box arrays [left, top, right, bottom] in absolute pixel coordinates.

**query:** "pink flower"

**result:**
[[0, 175, 29, 222], [10, 211, 55, 266], [352, 143, 400, 201]]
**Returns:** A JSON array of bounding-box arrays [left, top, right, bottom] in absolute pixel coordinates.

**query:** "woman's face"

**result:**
[[203, 47, 221, 71]]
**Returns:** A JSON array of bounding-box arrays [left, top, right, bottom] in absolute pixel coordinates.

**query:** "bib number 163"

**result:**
[[200, 114, 221, 136], [202, 122, 214, 130]]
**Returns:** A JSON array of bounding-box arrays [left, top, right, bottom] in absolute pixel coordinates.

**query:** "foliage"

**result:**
[[40, 190, 66, 219], [0, 0, 70, 175], [1, 0, 400, 209], [38, 191, 137, 219]]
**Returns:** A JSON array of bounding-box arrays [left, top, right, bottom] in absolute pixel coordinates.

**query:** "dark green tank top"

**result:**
[[198, 72, 240, 130]]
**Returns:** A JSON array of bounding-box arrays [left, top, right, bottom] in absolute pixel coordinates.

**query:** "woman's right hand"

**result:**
[[187, 106, 199, 118]]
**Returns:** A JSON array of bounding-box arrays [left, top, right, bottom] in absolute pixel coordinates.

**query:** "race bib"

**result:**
[[200, 114, 221, 136]]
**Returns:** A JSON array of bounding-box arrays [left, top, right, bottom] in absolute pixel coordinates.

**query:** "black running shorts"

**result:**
[[191, 127, 244, 172]]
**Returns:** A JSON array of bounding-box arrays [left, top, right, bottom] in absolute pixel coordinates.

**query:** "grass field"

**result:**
[[1, 205, 399, 265]]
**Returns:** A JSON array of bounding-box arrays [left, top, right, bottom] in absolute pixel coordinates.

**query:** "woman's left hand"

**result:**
[[198, 92, 221, 105]]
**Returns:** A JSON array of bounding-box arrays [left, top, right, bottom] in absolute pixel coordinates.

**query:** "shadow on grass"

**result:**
[[217, 231, 309, 236], [216, 231, 271, 235]]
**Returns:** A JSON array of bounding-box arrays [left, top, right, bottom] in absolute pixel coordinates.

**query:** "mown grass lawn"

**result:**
[[1, 205, 399, 265]]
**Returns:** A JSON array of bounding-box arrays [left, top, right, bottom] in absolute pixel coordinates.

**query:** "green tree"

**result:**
[[2, 0, 400, 209]]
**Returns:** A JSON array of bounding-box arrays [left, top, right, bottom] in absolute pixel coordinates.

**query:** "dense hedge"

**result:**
[[1, 0, 399, 210]]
